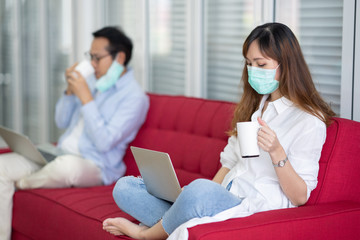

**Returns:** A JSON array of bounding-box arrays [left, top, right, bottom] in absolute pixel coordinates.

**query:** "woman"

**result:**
[[102, 22, 335, 239]]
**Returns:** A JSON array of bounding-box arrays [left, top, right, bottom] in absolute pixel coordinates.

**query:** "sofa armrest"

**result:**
[[0, 147, 11, 154], [188, 201, 360, 240]]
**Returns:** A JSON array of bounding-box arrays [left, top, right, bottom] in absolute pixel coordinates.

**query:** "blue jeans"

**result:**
[[112, 176, 242, 234]]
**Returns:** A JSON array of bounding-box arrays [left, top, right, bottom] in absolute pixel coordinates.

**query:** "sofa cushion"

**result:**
[[12, 185, 129, 240], [307, 118, 360, 205], [188, 201, 360, 240]]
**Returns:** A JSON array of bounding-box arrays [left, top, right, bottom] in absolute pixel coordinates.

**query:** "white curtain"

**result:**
[[0, 0, 15, 131], [277, 0, 343, 114], [205, 0, 256, 103], [0, 0, 72, 144], [149, 0, 186, 95]]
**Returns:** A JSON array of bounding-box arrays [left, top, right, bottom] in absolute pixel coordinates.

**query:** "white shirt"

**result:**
[[169, 95, 327, 239], [60, 116, 84, 156], [221, 95, 326, 209]]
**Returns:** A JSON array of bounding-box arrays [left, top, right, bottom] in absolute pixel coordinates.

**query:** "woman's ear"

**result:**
[[116, 52, 126, 65]]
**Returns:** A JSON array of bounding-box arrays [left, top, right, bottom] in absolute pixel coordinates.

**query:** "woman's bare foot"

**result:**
[[103, 217, 149, 238]]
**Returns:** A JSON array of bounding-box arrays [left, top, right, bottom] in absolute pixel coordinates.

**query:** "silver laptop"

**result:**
[[130, 146, 182, 202], [0, 125, 65, 165]]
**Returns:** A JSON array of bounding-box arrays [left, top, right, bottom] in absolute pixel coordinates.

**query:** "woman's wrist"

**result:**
[[269, 147, 287, 165]]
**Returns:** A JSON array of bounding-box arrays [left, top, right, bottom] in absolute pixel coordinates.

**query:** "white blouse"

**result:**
[[220, 94, 326, 209]]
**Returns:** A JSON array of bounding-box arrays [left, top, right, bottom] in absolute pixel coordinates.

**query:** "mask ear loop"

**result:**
[[115, 52, 127, 76]]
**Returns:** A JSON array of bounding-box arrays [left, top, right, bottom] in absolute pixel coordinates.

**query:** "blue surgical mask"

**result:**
[[247, 65, 280, 94], [95, 60, 124, 92]]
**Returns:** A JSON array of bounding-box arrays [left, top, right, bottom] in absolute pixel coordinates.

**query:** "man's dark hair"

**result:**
[[93, 26, 133, 66]]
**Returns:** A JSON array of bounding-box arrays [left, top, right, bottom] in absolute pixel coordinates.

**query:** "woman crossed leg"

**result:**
[[103, 176, 242, 239]]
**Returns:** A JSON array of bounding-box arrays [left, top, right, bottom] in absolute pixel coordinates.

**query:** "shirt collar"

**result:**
[[260, 94, 293, 115], [270, 96, 293, 115]]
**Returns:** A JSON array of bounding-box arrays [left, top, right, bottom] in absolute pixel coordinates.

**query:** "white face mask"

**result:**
[[247, 64, 280, 94], [95, 60, 124, 92]]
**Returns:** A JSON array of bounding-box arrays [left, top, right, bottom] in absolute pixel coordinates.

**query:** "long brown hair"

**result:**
[[229, 22, 335, 136]]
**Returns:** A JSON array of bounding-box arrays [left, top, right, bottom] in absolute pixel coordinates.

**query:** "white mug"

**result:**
[[73, 60, 94, 79], [237, 121, 260, 158]]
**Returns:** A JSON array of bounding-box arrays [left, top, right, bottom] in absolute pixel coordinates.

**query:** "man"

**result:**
[[0, 26, 149, 240]]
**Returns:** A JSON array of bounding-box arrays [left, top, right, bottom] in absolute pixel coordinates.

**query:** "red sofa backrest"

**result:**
[[307, 117, 360, 205], [123, 94, 235, 186]]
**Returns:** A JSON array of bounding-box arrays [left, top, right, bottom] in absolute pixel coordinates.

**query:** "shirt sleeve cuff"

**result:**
[[81, 100, 98, 120]]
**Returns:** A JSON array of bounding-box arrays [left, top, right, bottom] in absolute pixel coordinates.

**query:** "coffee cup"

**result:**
[[73, 60, 94, 79], [237, 121, 260, 158]]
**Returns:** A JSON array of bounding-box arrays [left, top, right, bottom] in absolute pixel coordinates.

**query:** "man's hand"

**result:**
[[65, 63, 93, 105], [64, 63, 78, 95]]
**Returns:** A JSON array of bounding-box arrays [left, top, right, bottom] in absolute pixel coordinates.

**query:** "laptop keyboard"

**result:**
[[38, 150, 57, 162]]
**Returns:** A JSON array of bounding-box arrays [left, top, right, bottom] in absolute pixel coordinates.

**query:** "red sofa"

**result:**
[[4, 93, 360, 239]]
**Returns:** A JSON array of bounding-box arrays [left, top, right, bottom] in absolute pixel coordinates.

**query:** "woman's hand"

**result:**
[[257, 117, 285, 160]]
